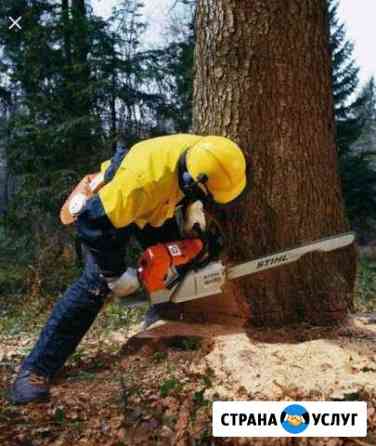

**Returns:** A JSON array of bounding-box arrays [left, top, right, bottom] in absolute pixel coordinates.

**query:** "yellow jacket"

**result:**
[[98, 134, 203, 229]]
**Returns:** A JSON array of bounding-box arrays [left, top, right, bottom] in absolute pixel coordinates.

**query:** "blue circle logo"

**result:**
[[280, 404, 310, 434]]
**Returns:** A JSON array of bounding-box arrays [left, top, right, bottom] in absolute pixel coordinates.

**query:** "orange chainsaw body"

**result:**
[[138, 239, 204, 293]]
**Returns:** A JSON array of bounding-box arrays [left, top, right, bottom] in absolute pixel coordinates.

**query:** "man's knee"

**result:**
[[66, 260, 110, 304], [81, 267, 109, 299]]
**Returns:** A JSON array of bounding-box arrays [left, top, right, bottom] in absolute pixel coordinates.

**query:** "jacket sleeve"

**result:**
[[102, 144, 129, 184], [98, 170, 153, 229], [75, 195, 129, 278], [76, 175, 153, 277]]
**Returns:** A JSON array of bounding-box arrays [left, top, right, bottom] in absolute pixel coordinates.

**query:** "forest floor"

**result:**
[[1, 307, 376, 446]]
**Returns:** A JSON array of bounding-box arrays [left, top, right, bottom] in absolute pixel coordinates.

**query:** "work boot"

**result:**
[[9, 369, 50, 405]]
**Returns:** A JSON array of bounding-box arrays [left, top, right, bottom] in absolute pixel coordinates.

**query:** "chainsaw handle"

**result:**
[[165, 274, 182, 290]]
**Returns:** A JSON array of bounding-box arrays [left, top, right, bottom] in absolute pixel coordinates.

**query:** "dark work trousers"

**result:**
[[20, 218, 181, 379], [21, 249, 109, 378]]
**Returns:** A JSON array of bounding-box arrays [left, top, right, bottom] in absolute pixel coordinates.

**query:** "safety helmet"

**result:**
[[182, 136, 247, 204]]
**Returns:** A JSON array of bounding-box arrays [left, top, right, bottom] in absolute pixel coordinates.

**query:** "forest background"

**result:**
[[0, 0, 375, 335]]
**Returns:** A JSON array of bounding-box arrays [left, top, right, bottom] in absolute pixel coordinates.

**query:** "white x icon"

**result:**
[[9, 16, 22, 31]]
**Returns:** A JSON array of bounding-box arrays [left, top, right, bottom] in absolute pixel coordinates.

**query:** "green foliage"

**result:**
[[0, 2, 110, 293], [101, 300, 145, 332], [71, 370, 98, 381], [329, 1, 376, 233], [159, 377, 182, 397], [167, 335, 202, 351], [0, 0, 191, 311], [0, 0, 109, 174], [0, 168, 80, 306], [192, 388, 209, 407], [152, 351, 168, 363], [338, 143, 376, 236], [0, 225, 28, 295], [157, 24, 194, 131], [0, 296, 49, 336], [53, 407, 66, 425], [0, 0, 179, 177], [157, 0, 195, 132], [355, 257, 376, 311]]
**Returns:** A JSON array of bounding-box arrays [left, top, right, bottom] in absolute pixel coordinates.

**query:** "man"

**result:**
[[9, 134, 248, 404]]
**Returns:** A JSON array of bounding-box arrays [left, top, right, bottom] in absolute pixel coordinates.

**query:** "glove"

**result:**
[[107, 268, 140, 298], [183, 200, 206, 237]]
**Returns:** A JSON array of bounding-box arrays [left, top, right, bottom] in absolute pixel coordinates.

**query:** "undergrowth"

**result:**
[[355, 257, 376, 312], [2, 211, 376, 337], [0, 211, 145, 336]]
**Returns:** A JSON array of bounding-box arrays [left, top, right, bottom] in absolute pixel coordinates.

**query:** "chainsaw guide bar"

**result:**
[[121, 231, 355, 308], [227, 231, 355, 280]]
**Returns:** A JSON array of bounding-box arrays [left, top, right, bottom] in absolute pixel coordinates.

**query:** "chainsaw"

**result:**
[[131, 229, 355, 307], [60, 172, 355, 307]]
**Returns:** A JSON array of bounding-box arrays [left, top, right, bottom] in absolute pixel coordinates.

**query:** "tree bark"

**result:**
[[181, 0, 357, 327]]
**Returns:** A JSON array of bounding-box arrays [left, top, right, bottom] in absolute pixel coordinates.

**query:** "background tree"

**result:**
[[155, 0, 195, 132], [109, 0, 167, 144], [329, 1, 376, 238], [329, 0, 374, 154], [179, 0, 357, 327], [0, 85, 11, 216], [0, 0, 175, 297]]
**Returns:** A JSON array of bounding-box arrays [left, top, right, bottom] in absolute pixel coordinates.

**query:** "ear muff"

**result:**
[[178, 151, 214, 203]]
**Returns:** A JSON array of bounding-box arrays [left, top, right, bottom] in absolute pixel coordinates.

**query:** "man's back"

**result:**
[[99, 134, 203, 229]]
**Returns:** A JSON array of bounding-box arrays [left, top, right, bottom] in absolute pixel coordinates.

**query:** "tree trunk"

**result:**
[[71, 0, 90, 116], [110, 34, 118, 149], [0, 118, 8, 216], [62, 0, 74, 117], [69, 0, 92, 168], [180, 0, 357, 327], [62, 0, 72, 67]]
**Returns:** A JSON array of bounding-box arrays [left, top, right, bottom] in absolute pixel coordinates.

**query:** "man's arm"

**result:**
[[102, 144, 129, 184], [75, 195, 128, 278], [75, 174, 152, 278]]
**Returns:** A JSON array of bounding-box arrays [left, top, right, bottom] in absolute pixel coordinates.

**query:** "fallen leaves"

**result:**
[[175, 399, 192, 446], [2, 318, 376, 446]]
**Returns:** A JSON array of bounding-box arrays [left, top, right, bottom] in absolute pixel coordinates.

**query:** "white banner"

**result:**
[[212, 401, 367, 437]]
